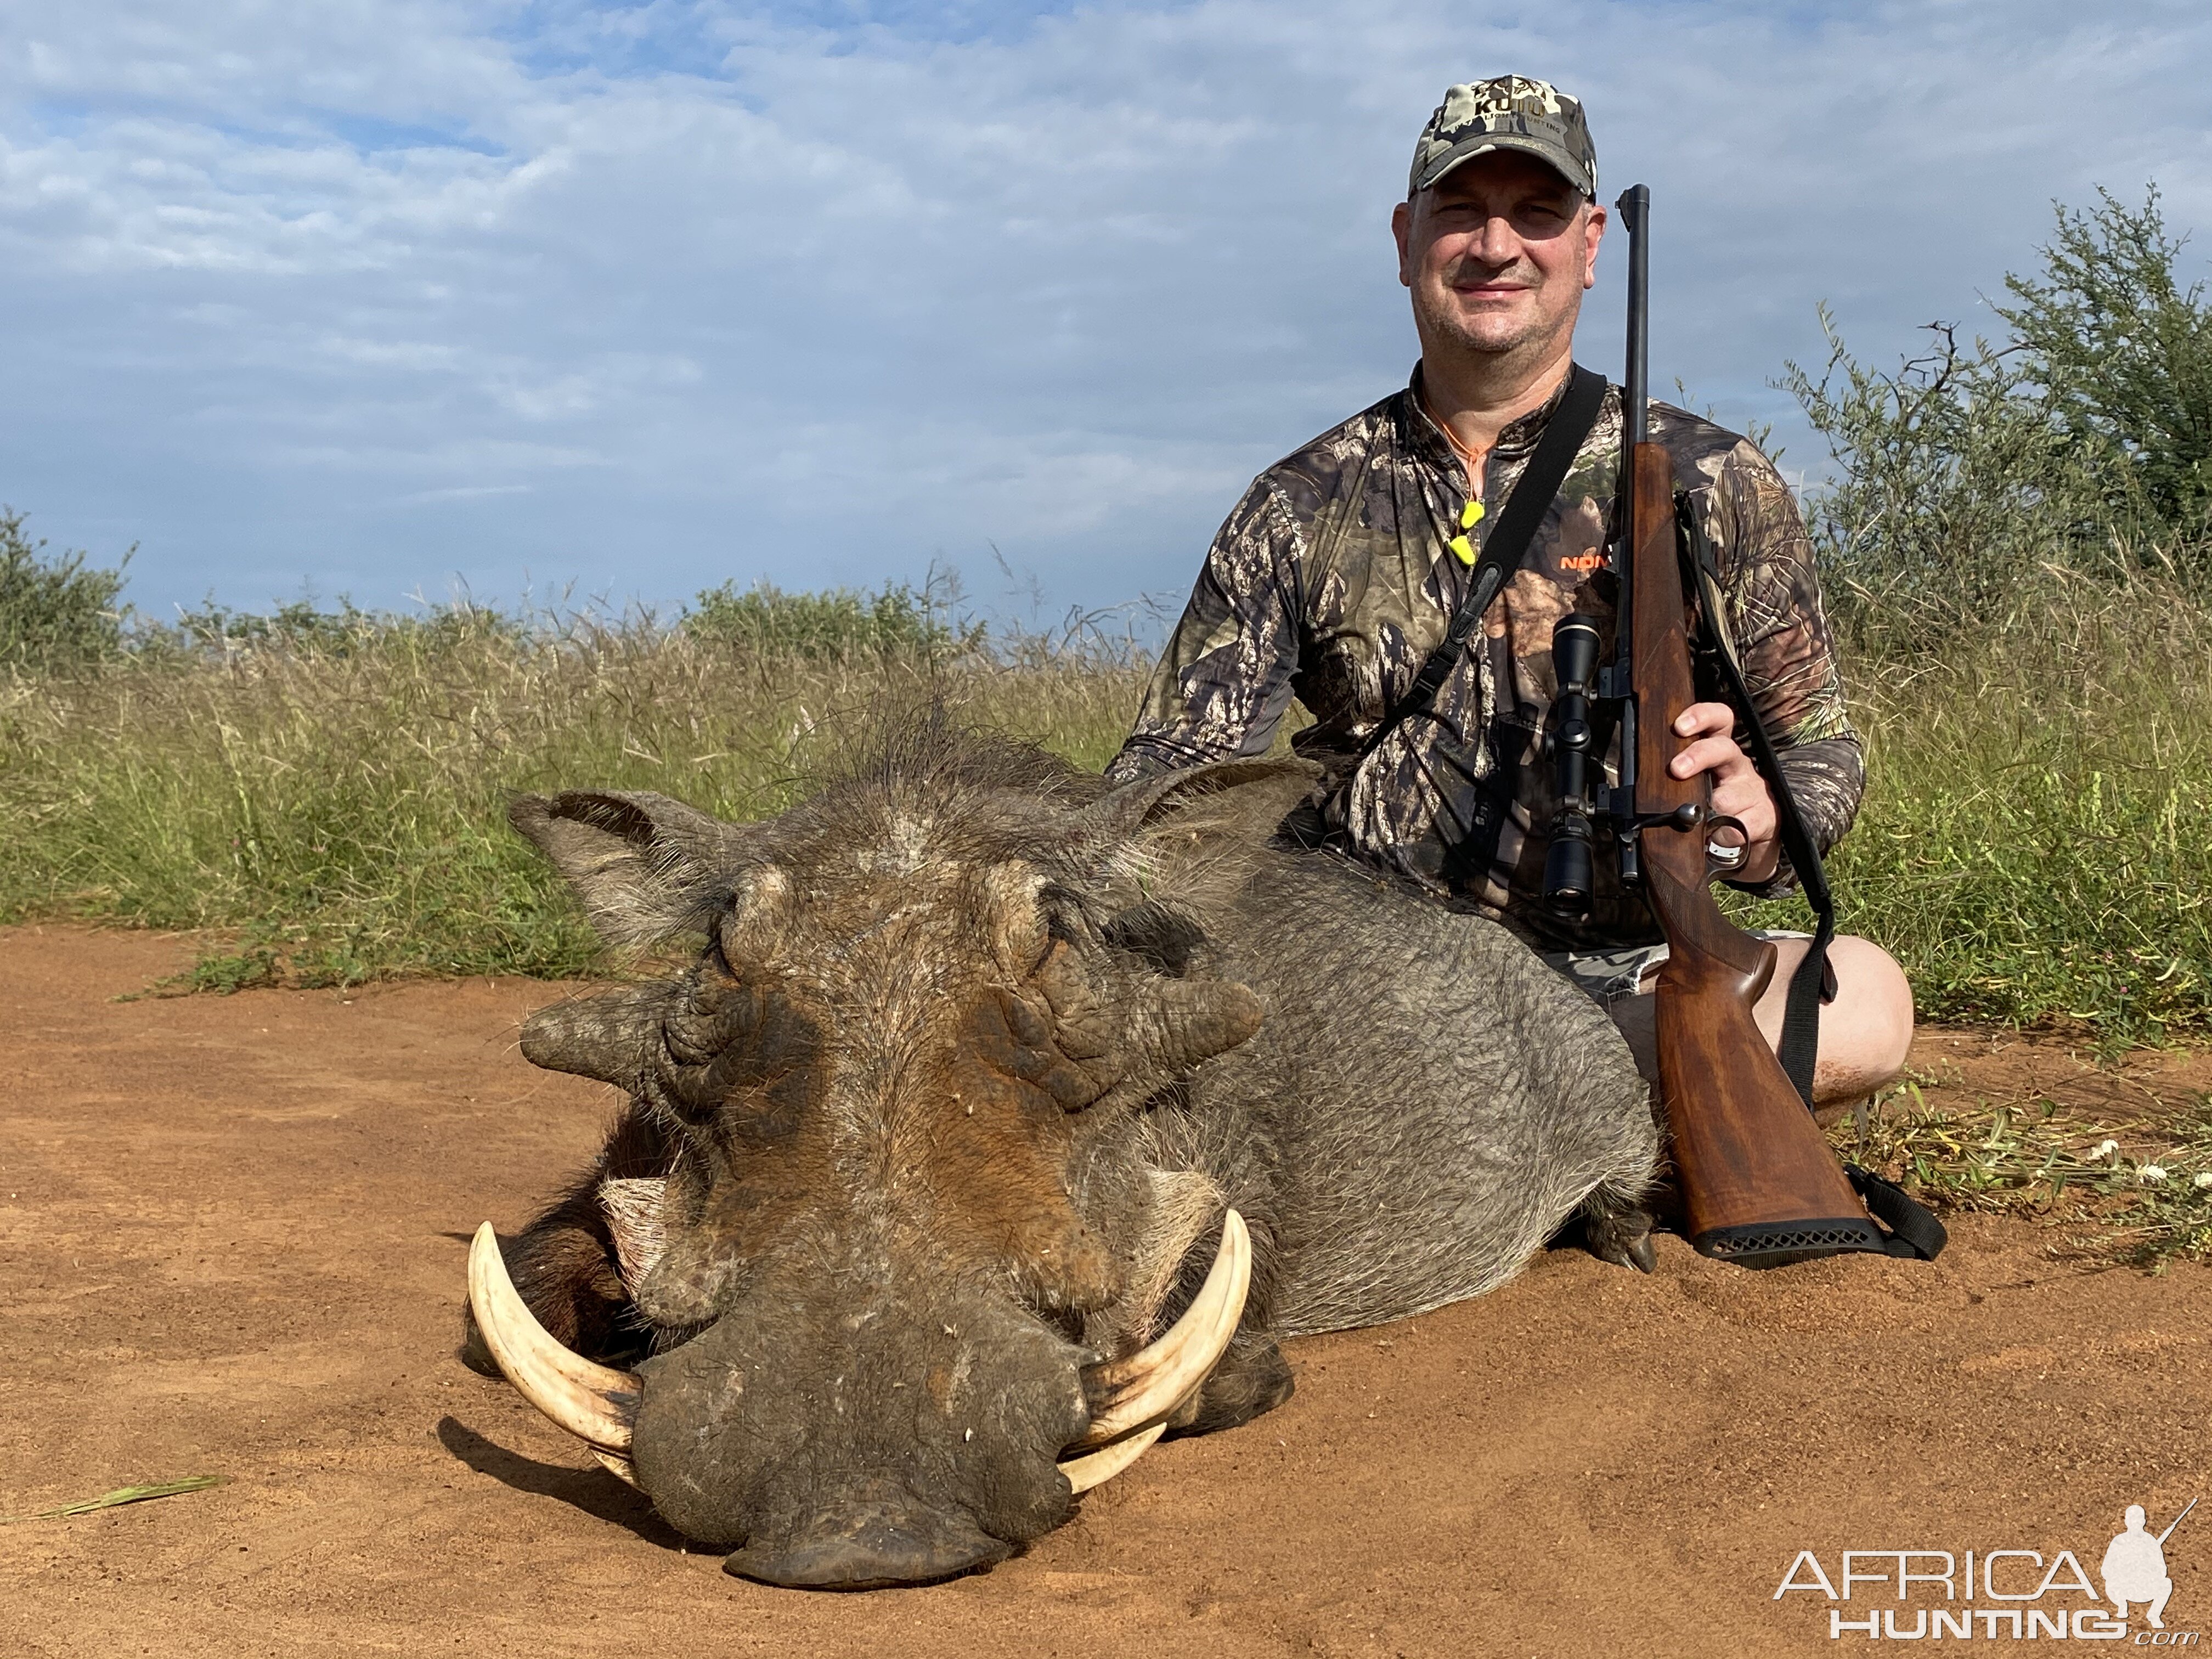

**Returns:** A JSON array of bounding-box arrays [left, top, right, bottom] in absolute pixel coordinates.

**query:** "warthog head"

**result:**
[[469, 724, 1311, 1587]]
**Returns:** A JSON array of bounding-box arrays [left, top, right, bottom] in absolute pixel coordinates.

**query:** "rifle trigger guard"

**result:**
[[1705, 812, 1750, 871]]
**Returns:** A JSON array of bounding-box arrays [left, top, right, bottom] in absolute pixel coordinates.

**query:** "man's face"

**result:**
[[1391, 151, 1604, 362]]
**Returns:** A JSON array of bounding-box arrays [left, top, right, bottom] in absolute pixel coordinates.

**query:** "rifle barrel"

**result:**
[[1609, 183, 1651, 855], [1617, 184, 1650, 449], [2158, 1497, 2198, 1545]]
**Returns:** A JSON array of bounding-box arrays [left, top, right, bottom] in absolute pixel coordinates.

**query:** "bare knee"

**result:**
[[1605, 935, 1914, 1107], [1819, 935, 1915, 1102]]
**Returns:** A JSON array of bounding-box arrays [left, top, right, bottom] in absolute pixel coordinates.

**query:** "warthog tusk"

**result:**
[[1056, 1423, 1166, 1494], [1073, 1208, 1250, 1450], [467, 1222, 642, 1485]]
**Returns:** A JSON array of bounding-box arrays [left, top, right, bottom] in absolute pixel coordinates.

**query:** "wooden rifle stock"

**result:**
[[1624, 441, 1887, 1266]]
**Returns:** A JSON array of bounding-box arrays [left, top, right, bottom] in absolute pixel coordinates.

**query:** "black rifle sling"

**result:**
[[1675, 496, 1944, 1262], [1350, 364, 1609, 770]]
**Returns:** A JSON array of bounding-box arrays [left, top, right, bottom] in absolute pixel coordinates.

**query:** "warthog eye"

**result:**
[[652, 976, 823, 1138], [661, 1009, 720, 1069]]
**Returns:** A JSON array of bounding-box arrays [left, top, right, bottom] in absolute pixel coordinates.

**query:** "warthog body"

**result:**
[[470, 718, 1656, 1587]]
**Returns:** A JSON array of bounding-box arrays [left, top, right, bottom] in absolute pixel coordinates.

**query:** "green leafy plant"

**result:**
[[682, 579, 981, 661], [1781, 187, 2212, 652], [1996, 185, 2212, 544], [1740, 184, 2212, 1040], [0, 509, 129, 673]]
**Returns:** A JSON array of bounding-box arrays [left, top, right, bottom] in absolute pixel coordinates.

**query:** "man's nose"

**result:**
[[1465, 214, 1522, 267]]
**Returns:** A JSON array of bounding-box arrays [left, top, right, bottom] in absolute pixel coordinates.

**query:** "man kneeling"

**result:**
[[1108, 76, 1909, 1132]]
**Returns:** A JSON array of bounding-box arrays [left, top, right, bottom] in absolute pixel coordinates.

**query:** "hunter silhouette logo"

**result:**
[[2106, 1500, 2195, 1630], [1774, 1496, 2201, 1641]]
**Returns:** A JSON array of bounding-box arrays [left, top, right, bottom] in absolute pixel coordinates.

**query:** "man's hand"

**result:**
[[1667, 702, 1780, 884]]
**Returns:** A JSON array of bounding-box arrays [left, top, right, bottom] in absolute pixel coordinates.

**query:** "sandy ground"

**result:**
[[4, 924, 2209, 1658]]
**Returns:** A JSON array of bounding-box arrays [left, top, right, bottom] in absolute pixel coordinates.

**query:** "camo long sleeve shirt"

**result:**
[[1106, 368, 1864, 952]]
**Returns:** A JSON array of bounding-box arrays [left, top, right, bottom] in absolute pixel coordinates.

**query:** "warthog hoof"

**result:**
[[1166, 1331, 1295, 1437], [1568, 1193, 1660, 1274]]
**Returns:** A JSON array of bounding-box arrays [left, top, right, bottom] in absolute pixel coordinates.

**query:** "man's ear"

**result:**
[[1581, 198, 1606, 291], [1393, 198, 1415, 289], [508, 790, 747, 946]]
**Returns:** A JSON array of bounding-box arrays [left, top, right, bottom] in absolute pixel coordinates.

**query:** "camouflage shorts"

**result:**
[[1541, 930, 1814, 1008]]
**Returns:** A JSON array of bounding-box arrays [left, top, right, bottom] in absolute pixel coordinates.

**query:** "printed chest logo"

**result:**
[[1775, 1499, 2198, 1643]]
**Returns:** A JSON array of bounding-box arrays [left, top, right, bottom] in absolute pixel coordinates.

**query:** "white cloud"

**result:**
[[3, 0, 2210, 621]]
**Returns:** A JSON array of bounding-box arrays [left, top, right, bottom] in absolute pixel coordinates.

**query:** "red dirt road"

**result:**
[[4, 926, 2208, 1657]]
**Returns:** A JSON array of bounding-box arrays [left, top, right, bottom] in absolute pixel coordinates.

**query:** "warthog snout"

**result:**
[[719, 1481, 1013, 1589], [625, 1279, 1091, 1578], [467, 1209, 1252, 1586]]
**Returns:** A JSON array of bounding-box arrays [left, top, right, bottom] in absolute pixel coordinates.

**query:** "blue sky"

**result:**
[[5, 0, 2210, 628]]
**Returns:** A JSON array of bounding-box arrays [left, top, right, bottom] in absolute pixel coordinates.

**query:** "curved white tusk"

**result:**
[[1074, 1208, 1250, 1450], [1057, 1422, 1166, 1494], [589, 1449, 641, 1489], [467, 1222, 642, 1475]]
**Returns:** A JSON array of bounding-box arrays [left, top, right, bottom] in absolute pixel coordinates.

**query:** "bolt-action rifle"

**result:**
[[1545, 185, 1944, 1268]]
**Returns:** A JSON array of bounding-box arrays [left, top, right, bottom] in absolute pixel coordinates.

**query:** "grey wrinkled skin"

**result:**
[[1195, 855, 1658, 1336], [466, 714, 1656, 1587]]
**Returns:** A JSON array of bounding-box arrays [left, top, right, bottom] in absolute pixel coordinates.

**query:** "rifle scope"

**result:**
[[1543, 613, 1603, 916]]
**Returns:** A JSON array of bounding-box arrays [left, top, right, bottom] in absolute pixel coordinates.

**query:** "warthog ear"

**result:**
[[509, 791, 747, 946], [1077, 757, 1323, 848]]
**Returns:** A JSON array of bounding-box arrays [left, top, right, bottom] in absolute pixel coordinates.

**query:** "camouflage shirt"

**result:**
[[1107, 368, 1864, 951]]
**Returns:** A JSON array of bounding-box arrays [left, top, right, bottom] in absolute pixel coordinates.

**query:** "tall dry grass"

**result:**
[[1734, 561, 2212, 1039], [0, 611, 1142, 989], [2, 587, 2205, 1036]]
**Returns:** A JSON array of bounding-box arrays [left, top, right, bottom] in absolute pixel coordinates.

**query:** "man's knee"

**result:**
[[1830, 935, 1915, 1086], [1603, 934, 1914, 1102], [1763, 933, 1915, 1109]]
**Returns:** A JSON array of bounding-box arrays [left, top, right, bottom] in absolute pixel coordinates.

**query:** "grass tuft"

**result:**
[[0, 1475, 228, 1525], [1839, 1077, 2212, 1269], [1733, 563, 2212, 1043]]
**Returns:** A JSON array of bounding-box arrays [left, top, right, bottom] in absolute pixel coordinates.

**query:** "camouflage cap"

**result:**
[[1408, 76, 1598, 200]]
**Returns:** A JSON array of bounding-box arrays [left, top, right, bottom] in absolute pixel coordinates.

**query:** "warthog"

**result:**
[[464, 717, 1657, 1588]]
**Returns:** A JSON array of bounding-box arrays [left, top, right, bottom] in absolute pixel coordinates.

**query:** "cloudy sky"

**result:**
[[6, 1, 2210, 626]]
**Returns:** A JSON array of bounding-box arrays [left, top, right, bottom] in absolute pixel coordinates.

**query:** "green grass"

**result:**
[[0, 1475, 228, 1525], [0, 607, 1142, 990], [1836, 1079, 2212, 1269], [1733, 573, 2212, 1042], [1, 584, 2206, 1041]]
